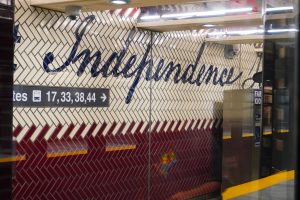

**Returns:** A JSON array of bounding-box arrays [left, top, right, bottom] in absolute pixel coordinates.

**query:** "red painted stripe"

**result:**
[[166, 120, 175, 133], [117, 122, 126, 134], [174, 120, 182, 132], [74, 123, 86, 137], [23, 125, 37, 141], [208, 119, 214, 130], [95, 123, 107, 137], [13, 125, 22, 137], [158, 121, 168, 133], [134, 121, 144, 134], [142, 123, 150, 134], [126, 122, 136, 134], [181, 120, 188, 131], [106, 122, 117, 136], [13, 118, 223, 143], [200, 119, 206, 129], [187, 119, 195, 131], [50, 124, 63, 140], [119, 8, 127, 16], [36, 124, 50, 141], [151, 121, 160, 133], [194, 119, 201, 130], [86, 122, 97, 137], [64, 123, 75, 138], [129, 8, 138, 17], [34, 125, 50, 151], [249, 0, 255, 7]]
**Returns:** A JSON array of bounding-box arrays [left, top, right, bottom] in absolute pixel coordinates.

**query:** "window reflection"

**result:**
[[0, 0, 11, 6]]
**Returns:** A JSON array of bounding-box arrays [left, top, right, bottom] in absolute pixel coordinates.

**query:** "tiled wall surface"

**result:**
[[12, 0, 261, 199]]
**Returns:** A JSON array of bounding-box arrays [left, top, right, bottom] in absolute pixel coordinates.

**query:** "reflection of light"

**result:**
[[140, 15, 160, 20], [208, 28, 299, 36], [162, 7, 252, 19], [208, 31, 226, 36], [225, 7, 253, 13], [267, 28, 298, 33], [229, 29, 264, 35], [266, 6, 293, 12], [162, 12, 203, 19], [203, 24, 217, 27], [111, 0, 129, 5], [196, 10, 226, 17], [208, 29, 264, 36]]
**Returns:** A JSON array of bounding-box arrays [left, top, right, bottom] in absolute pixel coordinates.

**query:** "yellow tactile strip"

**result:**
[[222, 170, 295, 200], [0, 155, 26, 163], [242, 133, 254, 137], [223, 136, 232, 140]]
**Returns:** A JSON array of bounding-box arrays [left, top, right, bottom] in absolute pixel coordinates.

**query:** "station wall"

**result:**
[[12, 0, 261, 199]]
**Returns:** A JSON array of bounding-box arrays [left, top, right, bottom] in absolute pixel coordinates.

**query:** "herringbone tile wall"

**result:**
[[12, 0, 261, 199]]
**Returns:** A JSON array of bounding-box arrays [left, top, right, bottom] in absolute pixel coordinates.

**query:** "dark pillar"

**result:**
[[0, 1, 14, 199]]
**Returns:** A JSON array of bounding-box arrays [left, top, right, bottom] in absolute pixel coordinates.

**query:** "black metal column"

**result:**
[[0, 1, 14, 199]]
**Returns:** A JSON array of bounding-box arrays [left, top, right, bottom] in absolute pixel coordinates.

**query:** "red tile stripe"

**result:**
[[109, 8, 141, 19], [13, 125, 23, 137], [12, 118, 222, 143]]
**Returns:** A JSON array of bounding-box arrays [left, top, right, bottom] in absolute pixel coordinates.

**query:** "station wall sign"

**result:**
[[13, 85, 109, 107]]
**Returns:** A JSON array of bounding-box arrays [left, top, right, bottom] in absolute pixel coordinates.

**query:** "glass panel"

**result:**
[[149, 30, 226, 199], [0, 0, 11, 6], [259, 0, 297, 199], [12, 3, 152, 199], [6, 0, 300, 199], [138, 0, 262, 22]]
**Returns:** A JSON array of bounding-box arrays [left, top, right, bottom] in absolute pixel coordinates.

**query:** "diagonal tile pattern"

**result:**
[[12, 0, 261, 199], [13, 121, 222, 200]]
